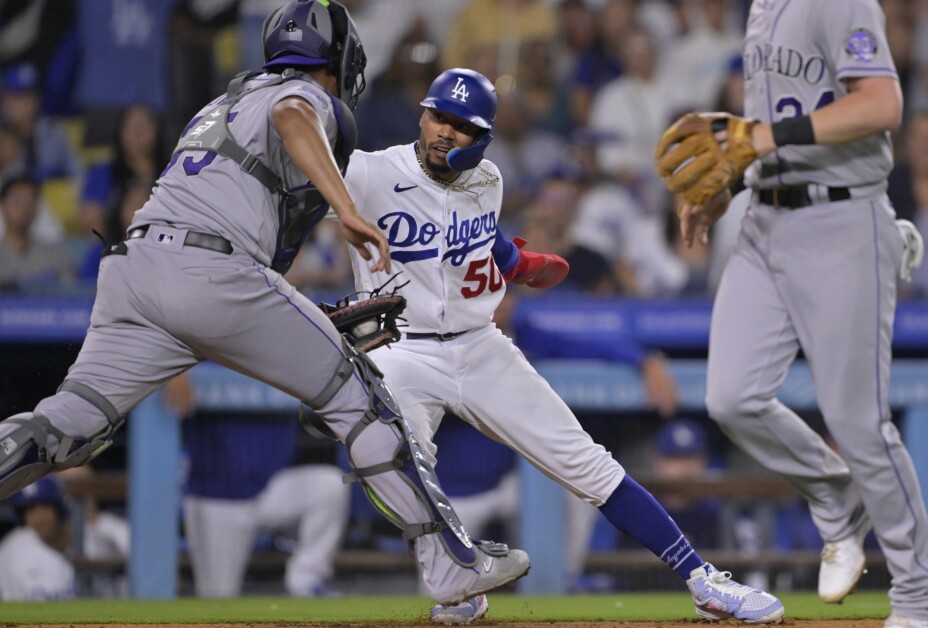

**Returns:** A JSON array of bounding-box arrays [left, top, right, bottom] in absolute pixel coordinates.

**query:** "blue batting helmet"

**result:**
[[262, 0, 367, 109], [11, 476, 69, 523], [420, 68, 497, 172]]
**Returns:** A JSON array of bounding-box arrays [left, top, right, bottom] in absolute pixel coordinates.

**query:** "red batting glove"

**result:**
[[503, 237, 569, 289]]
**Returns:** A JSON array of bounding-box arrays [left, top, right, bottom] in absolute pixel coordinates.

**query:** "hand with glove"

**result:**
[[503, 237, 569, 289], [654, 112, 759, 209]]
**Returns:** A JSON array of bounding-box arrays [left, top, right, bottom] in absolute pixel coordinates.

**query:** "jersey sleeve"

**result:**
[[821, 0, 897, 81], [344, 150, 371, 217]]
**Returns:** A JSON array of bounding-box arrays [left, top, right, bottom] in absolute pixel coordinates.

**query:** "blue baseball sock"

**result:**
[[599, 475, 704, 580]]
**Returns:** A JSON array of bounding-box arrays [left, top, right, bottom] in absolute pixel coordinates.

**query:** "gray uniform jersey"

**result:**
[[743, 0, 896, 189], [707, 0, 928, 619], [133, 74, 340, 267]]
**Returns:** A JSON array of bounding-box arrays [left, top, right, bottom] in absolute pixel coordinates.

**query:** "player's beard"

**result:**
[[422, 142, 453, 176]]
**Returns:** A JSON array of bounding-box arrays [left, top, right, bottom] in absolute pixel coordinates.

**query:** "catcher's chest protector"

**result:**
[[171, 68, 358, 273]]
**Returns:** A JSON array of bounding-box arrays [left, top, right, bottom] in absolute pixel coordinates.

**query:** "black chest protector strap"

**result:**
[[172, 70, 295, 195], [170, 69, 357, 195]]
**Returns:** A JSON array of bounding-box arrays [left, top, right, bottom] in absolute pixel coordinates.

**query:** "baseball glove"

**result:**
[[654, 112, 758, 207], [319, 282, 407, 352]]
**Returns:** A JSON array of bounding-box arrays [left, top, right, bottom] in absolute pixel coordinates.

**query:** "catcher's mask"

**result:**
[[262, 0, 367, 110], [420, 68, 497, 172]]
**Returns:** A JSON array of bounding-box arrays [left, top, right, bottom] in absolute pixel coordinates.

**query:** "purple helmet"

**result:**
[[262, 0, 367, 109], [420, 69, 497, 171]]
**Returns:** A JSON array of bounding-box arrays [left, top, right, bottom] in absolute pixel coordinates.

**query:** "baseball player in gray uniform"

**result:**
[[658, 2, 928, 627], [0, 0, 530, 607], [343, 67, 784, 625]]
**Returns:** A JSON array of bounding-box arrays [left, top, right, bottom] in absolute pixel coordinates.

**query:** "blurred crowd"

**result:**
[[2, 0, 928, 300]]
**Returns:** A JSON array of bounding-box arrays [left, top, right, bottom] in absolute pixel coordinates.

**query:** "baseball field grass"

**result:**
[[0, 591, 890, 626]]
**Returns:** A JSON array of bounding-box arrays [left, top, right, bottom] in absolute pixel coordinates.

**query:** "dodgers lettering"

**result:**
[[378, 211, 440, 247], [744, 44, 826, 84], [445, 210, 496, 249]]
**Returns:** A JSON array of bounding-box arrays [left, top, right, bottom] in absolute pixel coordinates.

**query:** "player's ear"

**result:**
[[419, 110, 428, 129]]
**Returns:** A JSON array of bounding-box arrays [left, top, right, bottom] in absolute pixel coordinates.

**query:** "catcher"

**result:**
[[655, 2, 928, 625]]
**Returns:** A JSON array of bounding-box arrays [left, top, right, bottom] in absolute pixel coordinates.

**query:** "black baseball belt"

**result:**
[[756, 185, 851, 209], [127, 225, 233, 254]]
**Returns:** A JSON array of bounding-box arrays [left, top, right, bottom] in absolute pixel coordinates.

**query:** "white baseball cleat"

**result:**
[[884, 614, 928, 628], [463, 545, 530, 599], [896, 219, 924, 282], [686, 563, 785, 624], [431, 594, 488, 625], [818, 527, 868, 603]]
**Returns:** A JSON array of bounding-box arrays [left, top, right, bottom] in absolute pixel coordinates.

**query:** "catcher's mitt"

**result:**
[[320, 287, 407, 352], [654, 112, 758, 207]]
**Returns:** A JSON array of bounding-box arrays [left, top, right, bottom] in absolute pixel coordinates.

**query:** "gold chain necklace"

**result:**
[[413, 143, 500, 193]]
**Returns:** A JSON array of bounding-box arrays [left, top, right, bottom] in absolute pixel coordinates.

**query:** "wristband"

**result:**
[[771, 115, 816, 146]]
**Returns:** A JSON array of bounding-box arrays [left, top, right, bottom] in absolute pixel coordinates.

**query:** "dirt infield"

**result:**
[[15, 621, 885, 627]]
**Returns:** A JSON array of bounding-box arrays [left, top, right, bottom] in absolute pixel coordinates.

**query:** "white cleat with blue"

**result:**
[[686, 563, 785, 624], [431, 594, 488, 625]]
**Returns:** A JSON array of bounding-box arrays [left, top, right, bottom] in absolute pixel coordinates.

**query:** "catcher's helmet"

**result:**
[[262, 0, 367, 109], [11, 476, 69, 523], [420, 68, 497, 172]]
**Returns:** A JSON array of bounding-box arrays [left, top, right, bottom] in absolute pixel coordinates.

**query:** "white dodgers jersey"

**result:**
[[345, 144, 505, 335]]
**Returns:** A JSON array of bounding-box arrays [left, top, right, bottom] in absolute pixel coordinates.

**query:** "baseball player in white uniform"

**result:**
[[343, 67, 784, 625], [0, 1, 529, 607], [0, 476, 75, 601], [656, 2, 928, 627]]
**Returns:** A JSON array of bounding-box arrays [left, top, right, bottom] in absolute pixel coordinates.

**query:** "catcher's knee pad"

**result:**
[[325, 339, 477, 567]]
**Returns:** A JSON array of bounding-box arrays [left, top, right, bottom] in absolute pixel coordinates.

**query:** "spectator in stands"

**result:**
[[516, 39, 571, 136], [0, 0, 79, 116], [75, 0, 176, 148], [588, 25, 674, 216], [175, 374, 350, 598], [0, 476, 75, 600], [711, 53, 746, 116], [441, 0, 557, 77], [169, 0, 242, 141], [355, 30, 441, 152], [565, 178, 687, 296], [661, 0, 742, 112], [0, 175, 74, 293], [568, 0, 635, 129], [649, 419, 720, 550], [57, 465, 131, 599], [551, 0, 596, 87], [79, 178, 153, 285], [0, 63, 81, 182], [485, 94, 566, 221], [80, 103, 166, 240]]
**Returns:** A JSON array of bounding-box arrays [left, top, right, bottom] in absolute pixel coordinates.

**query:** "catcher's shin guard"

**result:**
[[0, 380, 125, 500], [328, 338, 477, 566], [0, 412, 122, 500]]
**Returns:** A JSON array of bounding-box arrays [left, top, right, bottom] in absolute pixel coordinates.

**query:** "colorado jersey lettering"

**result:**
[[345, 144, 504, 335]]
